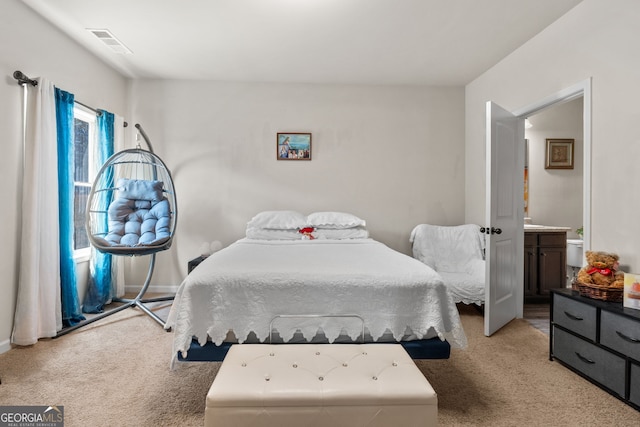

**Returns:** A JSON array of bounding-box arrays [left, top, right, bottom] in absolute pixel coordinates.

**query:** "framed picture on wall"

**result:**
[[277, 133, 312, 160], [545, 138, 574, 169]]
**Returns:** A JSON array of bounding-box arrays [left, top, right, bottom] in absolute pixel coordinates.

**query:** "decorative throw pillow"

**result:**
[[117, 178, 164, 202]]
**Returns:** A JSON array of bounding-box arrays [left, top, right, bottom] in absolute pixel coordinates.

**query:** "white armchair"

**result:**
[[410, 224, 485, 306]]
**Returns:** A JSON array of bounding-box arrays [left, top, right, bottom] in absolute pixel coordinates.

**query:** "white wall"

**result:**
[[465, 0, 640, 271], [129, 80, 466, 285], [526, 97, 583, 239], [0, 0, 127, 351]]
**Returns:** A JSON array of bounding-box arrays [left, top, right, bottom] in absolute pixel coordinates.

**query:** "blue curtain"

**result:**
[[83, 111, 115, 313], [55, 88, 85, 327]]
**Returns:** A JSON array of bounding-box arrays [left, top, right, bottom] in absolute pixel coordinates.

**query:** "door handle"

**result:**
[[480, 227, 502, 235]]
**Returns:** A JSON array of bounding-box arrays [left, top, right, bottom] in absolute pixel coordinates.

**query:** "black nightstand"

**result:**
[[188, 255, 208, 273]]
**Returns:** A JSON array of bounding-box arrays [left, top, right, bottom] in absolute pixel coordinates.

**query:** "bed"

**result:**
[[165, 211, 467, 367]]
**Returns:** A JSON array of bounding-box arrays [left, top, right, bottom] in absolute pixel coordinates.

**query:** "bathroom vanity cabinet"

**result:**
[[524, 228, 569, 302]]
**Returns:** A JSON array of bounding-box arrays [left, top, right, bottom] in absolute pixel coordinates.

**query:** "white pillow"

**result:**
[[314, 227, 369, 240], [246, 227, 303, 240], [247, 210, 306, 230], [306, 211, 366, 229], [246, 226, 369, 240]]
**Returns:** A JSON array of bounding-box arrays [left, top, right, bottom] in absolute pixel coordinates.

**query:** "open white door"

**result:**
[[484, 101, 524, 336]]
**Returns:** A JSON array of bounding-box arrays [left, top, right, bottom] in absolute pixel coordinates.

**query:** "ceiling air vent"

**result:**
[[87, 29, 132, 54]]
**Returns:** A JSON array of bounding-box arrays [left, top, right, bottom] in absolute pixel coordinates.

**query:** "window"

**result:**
[[73, 106, 96, 260]]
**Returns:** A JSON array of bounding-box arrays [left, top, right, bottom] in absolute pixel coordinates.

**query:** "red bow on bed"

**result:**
[[299, 227, 315, 240]]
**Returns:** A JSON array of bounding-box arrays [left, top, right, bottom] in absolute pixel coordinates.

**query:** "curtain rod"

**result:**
[[75, 101, 128, 127], [75, 100, 101, 115], [13, 70, 37, 86], [13, 70, 128, 127]]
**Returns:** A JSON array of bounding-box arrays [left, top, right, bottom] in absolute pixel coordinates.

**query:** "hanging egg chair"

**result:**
[[57, 124, 177, 336], [86, 148, 177, 257]]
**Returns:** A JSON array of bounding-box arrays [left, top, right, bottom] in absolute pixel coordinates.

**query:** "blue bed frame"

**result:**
[[178, 337, 451, 362]]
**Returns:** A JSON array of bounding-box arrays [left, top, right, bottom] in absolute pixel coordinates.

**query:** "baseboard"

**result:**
[[0, 338, 11, 355], [124, 284, 178, 295]]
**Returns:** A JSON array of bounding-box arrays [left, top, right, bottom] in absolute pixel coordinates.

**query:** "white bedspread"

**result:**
[[166, 238, 467, 362]]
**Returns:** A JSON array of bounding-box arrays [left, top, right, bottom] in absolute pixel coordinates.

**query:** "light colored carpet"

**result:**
[[1, 304, 638, 426]]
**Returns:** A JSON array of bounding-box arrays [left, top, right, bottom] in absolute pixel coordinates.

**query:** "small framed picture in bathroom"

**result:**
[[545, 138, 574, 169]]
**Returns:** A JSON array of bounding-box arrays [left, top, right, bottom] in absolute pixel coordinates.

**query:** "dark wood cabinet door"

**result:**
[[524, 245, 538, 297], [525, 231, 566, 302], [538, 246, 566, 296]]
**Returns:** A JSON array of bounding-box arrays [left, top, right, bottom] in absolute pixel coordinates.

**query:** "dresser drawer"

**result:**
[[553, 327, 625, 397], [553, 295, 597, 341], [631, 363, 640, 406], [600, 311, 640, 361]]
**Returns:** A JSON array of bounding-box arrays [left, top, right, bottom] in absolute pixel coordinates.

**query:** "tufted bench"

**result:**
[[205, 343, 437, 427]]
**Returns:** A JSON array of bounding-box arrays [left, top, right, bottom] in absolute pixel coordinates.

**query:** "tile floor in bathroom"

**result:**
[[524, 303, 550, 335]]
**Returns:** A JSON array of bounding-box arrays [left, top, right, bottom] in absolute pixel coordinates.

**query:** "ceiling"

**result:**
[[21, 0, 583, 86]]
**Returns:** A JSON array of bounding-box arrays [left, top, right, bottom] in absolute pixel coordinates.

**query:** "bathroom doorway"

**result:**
[[514, 79, 591, 259], [513, 79, 591, 293], [524, 96, 584, 241], [526, 96, 584, 285]]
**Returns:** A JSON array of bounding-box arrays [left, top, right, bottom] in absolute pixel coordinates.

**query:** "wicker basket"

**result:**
[[572, 280, 623, 302]]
